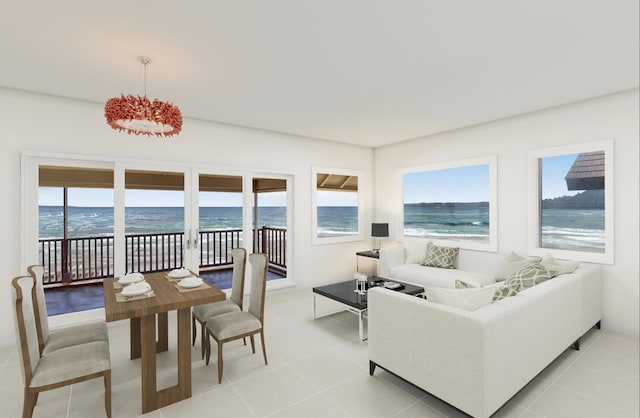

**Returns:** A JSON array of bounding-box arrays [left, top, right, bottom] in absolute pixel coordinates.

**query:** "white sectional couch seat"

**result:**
[[368, 260, 603, 418], [379, 241, 506, 288]]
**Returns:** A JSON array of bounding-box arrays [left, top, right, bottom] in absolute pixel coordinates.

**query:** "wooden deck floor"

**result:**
[[44, 268, 286, 316]]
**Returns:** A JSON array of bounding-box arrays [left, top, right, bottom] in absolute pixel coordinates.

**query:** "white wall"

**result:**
[[374, 89, 640, 337], [0, 88, 374, 345]]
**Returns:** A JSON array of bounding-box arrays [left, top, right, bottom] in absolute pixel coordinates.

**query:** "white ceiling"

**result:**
[[1, 1, 638, 147]]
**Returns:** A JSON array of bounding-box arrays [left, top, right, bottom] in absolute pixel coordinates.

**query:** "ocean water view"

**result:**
[[404, 203, 605, 252], [541, 208, 605, 253], [404, 203, 490, 242], [317, 206, 358, 237], [40, 204, 605, 253], [40, 205, 297, 238]]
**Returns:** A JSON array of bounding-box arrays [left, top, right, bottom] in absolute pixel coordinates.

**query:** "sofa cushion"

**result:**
[[505, 261, 552, 291], [422, 242, 459, 269], [495, 252, 542, 281], [540, 255, 580, 277], [424, 285, 495, 311], [403, 240, 431, 264], [390, 264, 494, 288]]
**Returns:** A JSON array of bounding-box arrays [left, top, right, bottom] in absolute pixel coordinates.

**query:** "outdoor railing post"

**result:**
[[61, 238, 71, 286], [261, 226, 268, 260]]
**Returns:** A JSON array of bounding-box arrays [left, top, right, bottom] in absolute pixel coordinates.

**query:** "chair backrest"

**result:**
[[27, 265, 48, 353], [229, 248, 247, 309], [247, 253, 268, 322], [11, 276, 41, 386]]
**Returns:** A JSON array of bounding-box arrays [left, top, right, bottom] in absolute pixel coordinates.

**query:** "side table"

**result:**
[[356, 250, 379, 275]]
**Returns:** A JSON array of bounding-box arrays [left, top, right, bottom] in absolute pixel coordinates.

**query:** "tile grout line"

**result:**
[[518, 328, 604, 417], [66, 384, 73, 418], [227, 377, 259, 418], [550, 381, 637, 417]]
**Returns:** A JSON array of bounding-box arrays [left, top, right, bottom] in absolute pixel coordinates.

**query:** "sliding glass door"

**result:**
[[34, 163, 115, 287], [23, 154, 294, 318], [193, 172, 244, 289], [252, 176, 289, 281], [124, 168, 188, 274]]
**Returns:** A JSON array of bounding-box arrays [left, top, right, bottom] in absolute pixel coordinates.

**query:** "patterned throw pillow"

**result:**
[[457, 279, 519, 302], [492, 283, 519, 301], [422, 242, 459, 269], [455, 279, 475, 289], [504, 261, 552, 291]]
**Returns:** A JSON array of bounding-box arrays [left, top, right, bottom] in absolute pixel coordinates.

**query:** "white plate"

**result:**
[[178, 277, 204, 289], [121, 281, 151, 297], [168, 268, 191, 279], [118, 272, 144, 284]]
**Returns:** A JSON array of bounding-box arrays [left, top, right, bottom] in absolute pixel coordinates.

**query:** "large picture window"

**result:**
[[399, 157, 497, 251], [528, 140, 614, 264]]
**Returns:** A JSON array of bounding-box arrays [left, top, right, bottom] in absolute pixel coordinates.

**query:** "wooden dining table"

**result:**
[[103, 271, 225, 413]]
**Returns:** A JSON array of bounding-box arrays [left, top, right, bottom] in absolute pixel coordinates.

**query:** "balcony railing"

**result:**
[[38, 226, 286, 286]]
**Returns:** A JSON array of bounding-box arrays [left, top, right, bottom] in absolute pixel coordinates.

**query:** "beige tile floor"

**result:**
[[1, 288, 638, 417]]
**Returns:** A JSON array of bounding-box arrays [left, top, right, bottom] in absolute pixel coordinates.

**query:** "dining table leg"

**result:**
[[140, 314, 158, 413], [130, 313, 169, 359], [140, 308, 192, 413]]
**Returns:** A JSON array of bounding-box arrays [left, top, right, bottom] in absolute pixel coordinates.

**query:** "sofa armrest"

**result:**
[[368, 288, 485, 415], [378, 246, 406, 278]]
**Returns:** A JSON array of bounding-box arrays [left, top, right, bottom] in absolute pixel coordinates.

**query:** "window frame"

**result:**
[[527, 139, 614, 264], [397, 156, 498, 252], [311, 166, 363, 245]]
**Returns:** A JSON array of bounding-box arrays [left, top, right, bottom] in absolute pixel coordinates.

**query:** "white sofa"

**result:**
[[379, 241, 505, 288], [368, 264, 602, 418]]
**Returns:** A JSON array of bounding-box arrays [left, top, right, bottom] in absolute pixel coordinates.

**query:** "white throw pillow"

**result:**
[[403, 240, 430, 264], [495, 252, 541, 281], [540, 255, 580, 277], [424, 285, 495, 311]]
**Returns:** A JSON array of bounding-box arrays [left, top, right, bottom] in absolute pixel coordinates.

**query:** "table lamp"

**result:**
[[371, 223, 389, 254]]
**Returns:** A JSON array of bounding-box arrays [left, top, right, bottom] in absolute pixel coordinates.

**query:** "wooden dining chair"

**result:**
[[27, 265, 109, 355], [12, 276, 112, 418], [192, 247, 247, 359], [205, 253, 268, 383]]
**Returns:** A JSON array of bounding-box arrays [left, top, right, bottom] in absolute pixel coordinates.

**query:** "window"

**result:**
[[312, 167, 363, 245], [528, 140, 613, 264], [399, 157, 497, 251]]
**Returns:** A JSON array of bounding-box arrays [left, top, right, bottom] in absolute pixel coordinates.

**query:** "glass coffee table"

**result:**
[[312, 277, 424, 341]]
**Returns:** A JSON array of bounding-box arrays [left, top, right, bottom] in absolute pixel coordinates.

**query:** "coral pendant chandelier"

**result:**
[[105, 57, 182, 138]]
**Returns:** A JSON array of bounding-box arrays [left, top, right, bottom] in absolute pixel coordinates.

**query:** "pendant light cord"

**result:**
[[140, 56, 150, 97]]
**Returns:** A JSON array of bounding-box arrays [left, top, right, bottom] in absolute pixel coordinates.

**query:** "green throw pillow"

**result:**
[[505, 261, 552, 291], [422, 242, 459, 269]]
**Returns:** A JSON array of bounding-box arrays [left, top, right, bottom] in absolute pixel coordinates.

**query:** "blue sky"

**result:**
[[39, 154, 578, 207], [541, 153, 579, 199], [39, 189, 288, 207], [403, 164, 490, 203], [402, 154, 578, 203], [317, 190, 358, 206]]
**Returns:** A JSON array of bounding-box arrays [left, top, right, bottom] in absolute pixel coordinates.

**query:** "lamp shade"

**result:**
[[371, 223, 389, 237]]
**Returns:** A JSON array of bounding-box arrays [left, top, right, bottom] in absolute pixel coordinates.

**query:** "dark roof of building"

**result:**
[[565, 151, 605, 190]]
